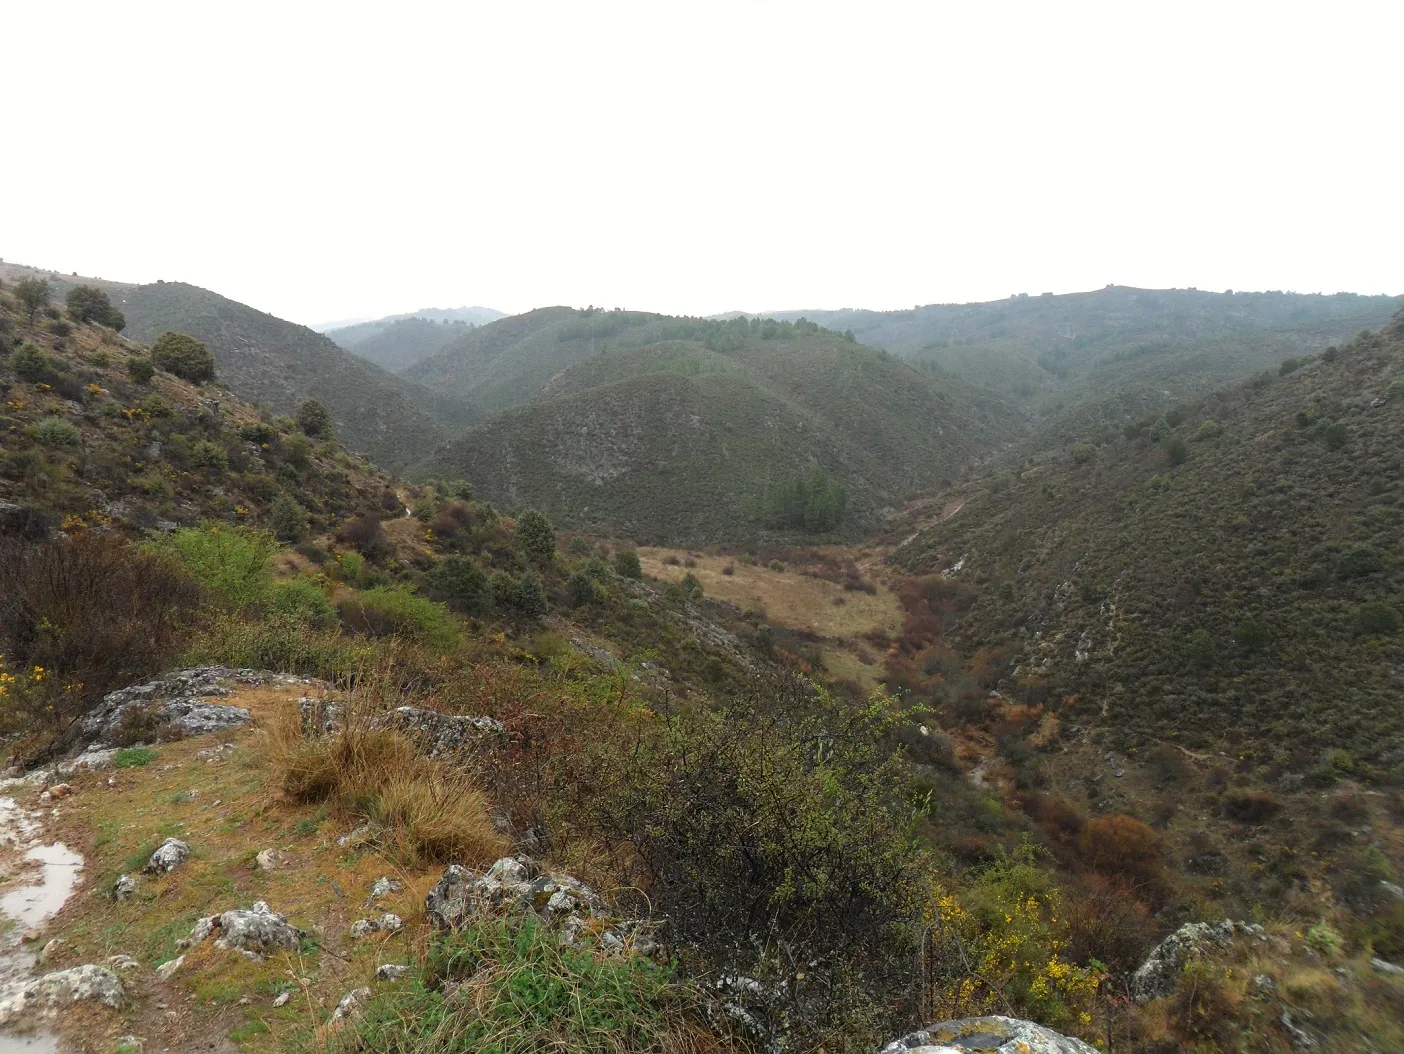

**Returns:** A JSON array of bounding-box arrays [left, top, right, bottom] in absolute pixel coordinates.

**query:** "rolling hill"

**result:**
[[326, 306, 504, 347], [331, 316, 477, 373], [888, 307, 1404, 766], [418, 313, 1018, 542], [765, 287, 1402, 447], [115, 282, 477, 470]]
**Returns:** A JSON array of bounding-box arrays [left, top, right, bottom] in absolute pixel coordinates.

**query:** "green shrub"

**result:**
[[613, 549, 643, 579], [1356, 602, 1400, 636], [679, 571, 703, 601], [770, 468, 847, 532], [515, 509, 556, 569], [270, 578, 336, 628], [517, 570, 548, 621], [12, 342, 50, 382], [191, 441, 227, 472], [66, 285, 125, 330], [1071, 442, 1096, 464], [1234, 617, 1270, 654], [1164, 437, 1188, 466], [22, 418, 81, 449], [1192, 419, 1222, 441], [147, 525, 278, 613], [151, 332, 215, 383], [185, 614, 378, 681], [1187, 628, 1217, 669], [268, 495, 309, 544], [561, 678, 925, 1047], [295, 398, 332, 439], [1338, 546, 1384, 578], [427, 556, 493, 615], [339, 586, 460, 651], [126, 357, 155, 385], [567, 570, 603, 607], [1304, 920, 1342, 957]]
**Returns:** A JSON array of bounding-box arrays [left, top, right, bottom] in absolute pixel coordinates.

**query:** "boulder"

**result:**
[[880, 1016, 1099, 1054], [113, 874, 138, 901], [155, 956, 185, 981], [143, 838, 190, 874], [0, 965, 126, 1024], [385, 706, 505, 756], [350, 914, 404, 939], [1131, 919, 1266, 1002], [330, 986, 371, 1023], [181, 901, 304, 959], [375, 963, 409, 981], [370, 876, 404, 900]]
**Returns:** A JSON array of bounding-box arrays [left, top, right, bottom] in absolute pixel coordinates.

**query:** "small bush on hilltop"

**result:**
[[151, 331, 215, 383]]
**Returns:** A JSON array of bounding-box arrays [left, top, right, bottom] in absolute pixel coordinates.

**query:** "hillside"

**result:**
[[325, 305, 505, 348], [768, 286, 1402, 446], [420, 316, 1017, 542], [889, 308, 1404, 764], [114, 282, 477, 470], [333, 316, 478, 373], [0, 279, 399, 542]]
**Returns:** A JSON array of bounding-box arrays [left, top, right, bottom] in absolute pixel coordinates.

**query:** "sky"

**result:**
[[3, 1, 1401, 327]]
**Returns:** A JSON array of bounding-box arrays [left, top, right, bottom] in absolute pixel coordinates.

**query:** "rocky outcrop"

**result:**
[[0, 965, 126, 1024], [1131, 919, 1267, 1002], [55, 667, 322, 758], [880, 1016, 1098, 1054], [350, 914, 404, 939], [298, 700, 505, 757], [424, 856, 657, 957], [180, 901, 304, 959]]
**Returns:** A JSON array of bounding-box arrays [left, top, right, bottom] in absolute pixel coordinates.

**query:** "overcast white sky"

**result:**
[[4, 1, 1401, 326]]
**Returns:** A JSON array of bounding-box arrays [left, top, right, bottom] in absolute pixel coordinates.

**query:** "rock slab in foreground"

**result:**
[[880, 1016, 1098, 1054], [0, 965, 126, 1024]]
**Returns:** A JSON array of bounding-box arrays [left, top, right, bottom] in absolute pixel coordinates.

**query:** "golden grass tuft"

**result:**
[[267, 679, 507, 868]]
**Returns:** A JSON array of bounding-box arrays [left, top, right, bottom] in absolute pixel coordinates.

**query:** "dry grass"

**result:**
[[638, 547, 901, 639], [267, 680, 507, 868]]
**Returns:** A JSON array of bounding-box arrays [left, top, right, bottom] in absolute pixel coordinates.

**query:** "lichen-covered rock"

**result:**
[[370, 876, 404, 900], [425, 857, 602, 931], [350, 914, 403, 939], [56, 667, 322, 757], [1131, 919, 1267, 1002], [155, 955, 185, 981], [112, 874, 138, 901], [386, 706, 505, 756], [181, 901, 304, 959], [880, 1016, 1099, 1054], [0, 964, 126, 1023], [143, 837, 190, 874], [375, 963, 409, 981], [330, 986, 371, 1023]]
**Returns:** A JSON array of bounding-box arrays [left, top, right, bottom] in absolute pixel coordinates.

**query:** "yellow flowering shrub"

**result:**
[[922, 843, 1103, 1035]]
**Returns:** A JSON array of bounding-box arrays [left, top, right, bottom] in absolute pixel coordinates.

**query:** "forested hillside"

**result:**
[[333, 316, 475, 373], [891, 308, 1404, 764], [769, 287, 1402, 448], [420, 314, 1017, 542]]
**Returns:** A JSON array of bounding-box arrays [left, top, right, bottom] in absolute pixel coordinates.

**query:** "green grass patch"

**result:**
[[328, 916, 705, 1054], [114, 746, 159, 768]]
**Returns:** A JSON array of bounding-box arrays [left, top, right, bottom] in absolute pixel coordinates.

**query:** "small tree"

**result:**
[[516, 569, 548, 620], [152, 332, 215, 384], [268, 494, 309, 543], [65, 285, 125, 330], [613, 549, 642, 579], [12, 342, 50, 382], [515, 510, 556, 569], [14, 277, 50, 325], [428, 555, 493, 615], [295, 398, 333, 439], [127, 358, 155, 385]]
